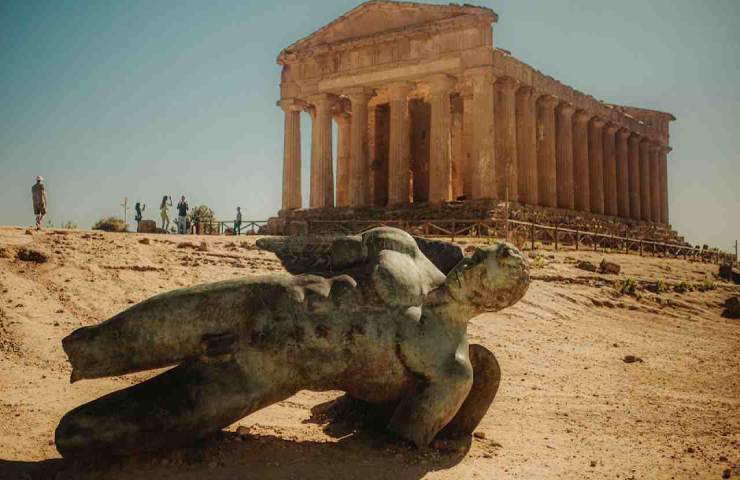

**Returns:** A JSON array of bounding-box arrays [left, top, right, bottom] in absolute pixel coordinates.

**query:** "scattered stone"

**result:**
[[177, 242, 197, 249], [723, 296, 740, 319], [138, 238, 151, 245], [623, 355, 643, 364], [576, 260, 597, 272], [720, 455, 728, 462], [599, 260, 621, 275], [137, 220, 157, 234], [686, 447, 695, 453], [235, 425, 250, 437], [590, 460, 597, 467], [198, 241, 209, 252], [473, 431, 486, 439], [25, 229, 33, 235], [16, 248, 49, 263]]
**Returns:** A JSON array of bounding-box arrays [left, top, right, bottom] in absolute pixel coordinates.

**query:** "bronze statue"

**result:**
[[56, 227, 529, 456]]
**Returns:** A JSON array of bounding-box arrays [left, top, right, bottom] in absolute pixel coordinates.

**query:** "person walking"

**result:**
[[160, 195, 172, 231], [234, 207, 242, 235], [176, 196, 189, 234], [31, 176, 47, 230]]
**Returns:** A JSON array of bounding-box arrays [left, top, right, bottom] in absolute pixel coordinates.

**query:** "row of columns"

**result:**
[[279, 73, 670, 224]]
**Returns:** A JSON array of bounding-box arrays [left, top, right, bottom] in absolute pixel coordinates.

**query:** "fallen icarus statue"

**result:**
[[55, 227, 529, 456]]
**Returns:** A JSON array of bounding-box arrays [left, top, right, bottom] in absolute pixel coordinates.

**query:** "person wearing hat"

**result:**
[[31, 176, 47, 230]]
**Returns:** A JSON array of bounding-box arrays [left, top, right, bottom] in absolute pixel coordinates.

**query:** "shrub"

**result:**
[[92, 217, 127, 232], [614, 277, 639, 296], [653, 279, 668, 294], [189, 205, 216, 234], [674, 281, 693, 294], [531, 254, 546, 269], [695, 279, 716, 292]]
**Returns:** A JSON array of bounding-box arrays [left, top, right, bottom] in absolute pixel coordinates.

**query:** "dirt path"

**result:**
[[0, 227, 737, 480]]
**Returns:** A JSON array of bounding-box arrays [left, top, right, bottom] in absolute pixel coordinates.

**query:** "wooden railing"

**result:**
[[193, 220, 266, 236], [305, 218, 736, 265]]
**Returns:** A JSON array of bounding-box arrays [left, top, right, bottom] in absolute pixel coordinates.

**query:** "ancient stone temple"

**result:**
[[268, 0, 676, 238]]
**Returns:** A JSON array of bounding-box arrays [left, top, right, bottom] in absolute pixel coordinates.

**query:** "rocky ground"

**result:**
[[0, 226, 737, 480]]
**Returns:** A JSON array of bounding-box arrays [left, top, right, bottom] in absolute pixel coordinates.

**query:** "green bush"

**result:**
[[695, 279, 716, 292], [614, 277, 639, 297], [92, 217, 127, 232], [654, 279, 668, 294], [674, 281, 693, 294], [531, 254, 546, 269]]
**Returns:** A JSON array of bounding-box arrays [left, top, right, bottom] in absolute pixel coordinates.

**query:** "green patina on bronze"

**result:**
[[55, 227, 530, 457]]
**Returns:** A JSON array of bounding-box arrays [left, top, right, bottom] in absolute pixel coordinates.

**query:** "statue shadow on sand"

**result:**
[[0, 395, 472, 480]]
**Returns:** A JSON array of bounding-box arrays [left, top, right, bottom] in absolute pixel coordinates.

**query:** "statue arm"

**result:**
[[388, 339, 473, 447]]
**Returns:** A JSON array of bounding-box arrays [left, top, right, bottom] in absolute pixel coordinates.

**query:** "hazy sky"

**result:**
[[1, 0, 738, 250]]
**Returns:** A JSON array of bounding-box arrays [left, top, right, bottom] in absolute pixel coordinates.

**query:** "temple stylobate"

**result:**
[[270, 0, 675, 236]]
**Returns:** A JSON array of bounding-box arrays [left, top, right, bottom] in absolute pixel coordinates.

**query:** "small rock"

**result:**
[[473, 431, 486, 440], [723, 296, 740, 319], [16, 248, 49, 263], [686, 446, 695, 453], [720, 455, 728, 462], [590, 460, 597, 467], [576, 260, 597, 272], [723, 468, 731, 479], [599, 260, 621, 275], [138, 238, 151, 245], [236, 425, 250, 437], [198, 241, 209, 252], [25, 229, 33, 235], [623, 355, 643, 364]]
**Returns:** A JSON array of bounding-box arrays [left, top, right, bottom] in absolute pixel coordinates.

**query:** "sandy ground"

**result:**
[[0, 226, 737, 480]]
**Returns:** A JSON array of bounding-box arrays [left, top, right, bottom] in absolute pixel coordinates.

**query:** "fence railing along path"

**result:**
[[304, 218, 736, 265], [193, 220, 267, 236]]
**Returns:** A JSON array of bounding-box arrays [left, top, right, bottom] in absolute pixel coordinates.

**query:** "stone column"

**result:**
[[573, 110, 591, 212], [335, 111, 351, 207], [516, 86, 538, 205], [387, 82, 413, 205], [649, 143, 661, 223], [616, 129, 631, 218], [660, 146, 670, 224], [537, 95, 559, 208], [278, 99, 302, 211], [461, 91, 475, 198], [496, 76, 518, 201], [603, 124, 619, 216], [468, 69, 496, 199], [556, 102, 575, 210], [588, 117, 605, 214], [639, 138, 652, 221], [628, 134, 641, 220], [427, 74, 456, 203], [308, 94, 334, 209], [347, 88, 374, 207]]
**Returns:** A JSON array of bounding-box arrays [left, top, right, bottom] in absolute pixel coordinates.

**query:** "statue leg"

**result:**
[[55, 359, 287, 457], [438, 344, 500, 438]]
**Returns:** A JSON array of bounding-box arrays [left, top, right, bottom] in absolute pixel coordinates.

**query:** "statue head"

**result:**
[[445, 242, 529, 313]]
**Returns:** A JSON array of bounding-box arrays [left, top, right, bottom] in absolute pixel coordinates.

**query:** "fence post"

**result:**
[[575, 230, 580, 251], [452, 220, 456, 243], [530, 223, 535, 251], [554, 225, 559, 251]]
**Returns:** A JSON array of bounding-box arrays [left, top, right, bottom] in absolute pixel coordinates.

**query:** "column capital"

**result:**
[[616, 128, 632, 141], [306, 93, 339, 108], [517, 84, 535, 97], [557, 102, 576, 117], [344, 86, 376, 102], [277, 98, 305, 112], [464, 66, 496, 84], [537, 94, 559, 110], [426, 74, 457, 94], [590, 117, 606, 129], [387, 82, 415, 100], [496, 76, 519, 93], [605, 123, 620, 135], [574, 109, 592, 124]]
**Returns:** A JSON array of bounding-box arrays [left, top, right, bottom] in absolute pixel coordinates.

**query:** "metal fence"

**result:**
[[192, 220, 266, 236]]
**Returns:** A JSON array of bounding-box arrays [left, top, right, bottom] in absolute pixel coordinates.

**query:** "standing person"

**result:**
[[31, 176, 47, 230], [160, 195, 172, 231], [176, 196, 189, 234], [234, 207, 242, 236], [134, 202, 146, 231]]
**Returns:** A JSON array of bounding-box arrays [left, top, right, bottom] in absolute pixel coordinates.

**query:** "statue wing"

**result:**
[[412, 236, 464, 275], [256, 235, 366, 275]]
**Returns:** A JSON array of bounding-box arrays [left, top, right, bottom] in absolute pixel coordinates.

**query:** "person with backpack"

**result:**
[[176, 196, 189, 234]]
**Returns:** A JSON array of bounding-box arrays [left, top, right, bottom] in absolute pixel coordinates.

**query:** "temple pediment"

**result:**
[[280, 1, 495, 58]]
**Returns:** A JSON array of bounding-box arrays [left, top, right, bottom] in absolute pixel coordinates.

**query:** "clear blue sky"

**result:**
[[1, 0, 738, 250]]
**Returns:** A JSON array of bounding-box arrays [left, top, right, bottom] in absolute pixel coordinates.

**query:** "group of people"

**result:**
[[31, 176, 243, 235], [156, 195, 190, 234]]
